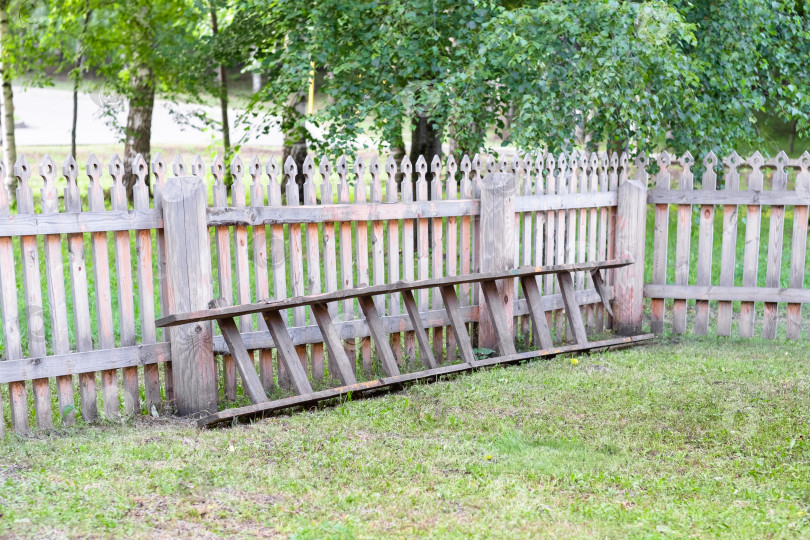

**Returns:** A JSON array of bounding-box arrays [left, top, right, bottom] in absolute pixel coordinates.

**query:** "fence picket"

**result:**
[[211, 156, 236, 399], [109, 155, 139, 415], [695, 152, 717, 335], [320, 157, 341, 376], [132, 154, 160, 409], [285, 157, 309, 372], [385, 157, 402, 364], [717, 152, 742, 336], [763, 152, 789, 339], [787, 152, 810, 339], [430, 156, 445, 360], [152, 153, 172, 400], [267, 157, 290, 386], [86, 155, 118, 420], [415, 156, 431, 357], [0, 161, 26, 434], [249, 156, 273, 389], [400, 156, 416, 364], [596, 153, 609, 332], [586, 153, 599, 332], [650, 152, 671, 334], [576, 153, 589, 329], [336, 156, 357, 372], [459, 156, 473, 338], [739, 152, 765, 337], [532, 154, 546, 344], [303, 156, 325, 380], [673, 152, 694, 334], [445, 156, 459, 362], [370, 157, 389, 364], [354, 158, 372, 373], [38, 156, 73, 425]]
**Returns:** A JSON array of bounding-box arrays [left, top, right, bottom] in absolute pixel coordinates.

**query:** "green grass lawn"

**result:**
[[1, 336, 808, 538]]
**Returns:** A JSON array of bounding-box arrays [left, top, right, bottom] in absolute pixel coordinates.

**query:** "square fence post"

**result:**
[[614, 178, 648, 335], [478, 172, 516, 350], [162, 176, 218, 416]]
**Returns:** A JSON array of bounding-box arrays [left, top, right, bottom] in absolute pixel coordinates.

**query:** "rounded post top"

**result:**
[[161, 174, 207, 203], [480, 172, 517, 196]]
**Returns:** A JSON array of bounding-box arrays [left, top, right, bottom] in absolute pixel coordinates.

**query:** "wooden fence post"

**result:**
[[163, 175, 217, 416], [478, 172, 516, 349], [614, 176, 648, 335]]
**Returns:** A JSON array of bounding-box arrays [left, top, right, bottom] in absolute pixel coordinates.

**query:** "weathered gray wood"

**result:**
[[415, 157, 431, 360], [285, 158, 309, 374], [152, 153, 173, 401], [739, 152, 764, 337], [672, 153, 694, 334], [787, 153, 810, 339], [605, 153, 620, 329], [555, 155, 569, 339], [16, 156, 52, 430], [400, 157, 416, 364], [478, 172, 516, 348], [62, 156, 97, 423], [198, 334, 655, 428], [355, 159, 372, 372], [336, 156, 357, 373], [763, 153, 789, 339], [267, 157, 290, 387], [249, 156, 274, 390], [358, 295, 401, 377], [158, 259, 631, 327], [109, 155, 139, 416], [544, 155, 557, 320], [0, 342, 171, 384], [459, 156, 474, 342], [650, 152, 671, 334], [646, 190, 810, 205], [694, 152, 717, 335], [311, 303, 357, 385], [590, 269, 614, 318], [211, 156, 237, 400], [0, 209, 162, 237], [556, 271, 588, 345], [644, 283, 810, 303], [301, 156, 325, 380], [480, 280, 518, 356], [214, 315, 268, 404], [595, 154, 608, 332], [586, 153, 599, 331], [211, 287, 614, 353], [430, 156, 446, 363], [132, 154, 161, 410], [39, 156, 74, 425], [401, 289, 438, 369], [439, 285, 477, 365], [0, 161, 25, 434], [614, 175, 647, 335], [520, 276, 553, 350], [717, 152, 742, 336], [321, 158, 342, 375], [445, 157, 459, 362], [532, 155, 547, 344], [384, 156, 403, 365], [262, 311, 313, 395], [163, 176, 217, 416], [370, 157, 388, 354]]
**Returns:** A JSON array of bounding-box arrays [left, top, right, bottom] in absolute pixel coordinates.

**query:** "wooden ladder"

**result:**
[[156, 259, 653, 427]]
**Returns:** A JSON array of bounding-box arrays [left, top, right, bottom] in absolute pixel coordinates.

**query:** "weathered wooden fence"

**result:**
[[645, 150, 810, 339], [0, 149, 628, 436]]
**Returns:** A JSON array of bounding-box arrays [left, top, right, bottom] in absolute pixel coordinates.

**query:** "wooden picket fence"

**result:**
[[0, 149, 626, 436], [645, 149, 810, 338]]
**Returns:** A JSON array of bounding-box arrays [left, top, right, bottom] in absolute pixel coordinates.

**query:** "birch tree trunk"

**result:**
[[0, 0, 17, 193]]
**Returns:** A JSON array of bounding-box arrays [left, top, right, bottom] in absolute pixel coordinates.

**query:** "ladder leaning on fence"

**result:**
[[156, 257, 654, 428]]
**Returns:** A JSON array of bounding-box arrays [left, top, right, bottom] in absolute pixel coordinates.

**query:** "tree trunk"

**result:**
[[410, 114, 442, 199], [210, 8, 230, 162], [389, 116, 405, 188], [788, 119, 798, 156], [71, 9, 92, 159], [0, 1, 17, 194], [282, 93, 308, 201], [122, 67, 155, 199]]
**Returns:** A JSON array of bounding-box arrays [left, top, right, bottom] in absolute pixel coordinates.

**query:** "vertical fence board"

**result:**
[[717, 152, 742, 336], [596, 153, 609, 332], [544, 154, 557, 334], [445, 157, 459, 362], [763, 152, 788, 339], [284, 158, 309, 372], [672, 153, 694, 335], [787, 153, 810, 339], [694, 152, 717, 335], [532, 155, 547, 344], [354, 159, 372, 373], [132, 154, 160, 409], [739, 152, 764, 337], [586, 153, 599, 331], [430, 156, 445, 360], [267, 158, 290, 386], [39, 156, 74, 425], [385, 157, 402, 364], [211, 156, 237, 399], [0, 162, 25, 434], [415, 157, 431, 359], [302, 156, 325, 380], [319, 157, 340, 376], [152, 154, 172, 400], [370, 158, 388, 366], [650, 152, 671, 334], [249, 156, 273, 389], [459, 156, 473, 339], [336, 157, 357, 371]]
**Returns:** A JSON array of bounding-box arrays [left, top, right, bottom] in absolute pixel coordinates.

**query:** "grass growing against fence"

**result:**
[[1, 336, 808, 538]]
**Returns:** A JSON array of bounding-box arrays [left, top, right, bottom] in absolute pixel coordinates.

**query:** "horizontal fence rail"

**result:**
[[0, 147, 629, 437]]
